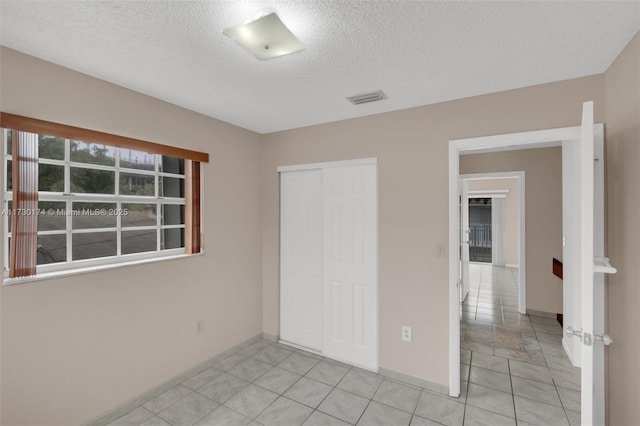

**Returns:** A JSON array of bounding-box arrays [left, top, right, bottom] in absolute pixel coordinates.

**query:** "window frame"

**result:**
[[1, 113, 208, 283]]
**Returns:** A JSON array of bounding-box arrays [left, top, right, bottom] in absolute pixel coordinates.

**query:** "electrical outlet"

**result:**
[[437, 243, 446, 258], [402, 326, 412, 342], [196, 319, 204, 334]]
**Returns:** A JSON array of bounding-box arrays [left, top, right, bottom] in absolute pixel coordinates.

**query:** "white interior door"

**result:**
[[562, 127, 583, 366], [578, 101, 596, 424], [576, 101, 601, 425], [564, 101, 606, 425], [460, 179, 470, 302], [491, 198, 506, 267], [280, 170, 323, 351], [323, 164, 378, 370], [592, 122, 607, 426]]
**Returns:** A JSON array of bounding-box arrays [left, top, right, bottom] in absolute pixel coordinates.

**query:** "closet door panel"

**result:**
[[323, 164, 378, 370], [280, 170, 323, 351]]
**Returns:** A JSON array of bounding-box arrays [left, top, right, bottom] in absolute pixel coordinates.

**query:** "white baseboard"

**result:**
[[562, 336, 581, 367], [378, 367, 448, 395], [278, 339, 322, 355]]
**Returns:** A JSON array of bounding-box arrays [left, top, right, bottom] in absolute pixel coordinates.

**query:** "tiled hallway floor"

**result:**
[[108, 263, 580, 426], [460, 263, 581, 426]]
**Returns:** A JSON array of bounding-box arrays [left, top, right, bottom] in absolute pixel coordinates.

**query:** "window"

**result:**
[[1, 113, 208, 280]]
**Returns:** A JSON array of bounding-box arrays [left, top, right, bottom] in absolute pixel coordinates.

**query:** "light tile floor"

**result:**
[[460, 263, 581, 426], [108, 263, 580, 426]]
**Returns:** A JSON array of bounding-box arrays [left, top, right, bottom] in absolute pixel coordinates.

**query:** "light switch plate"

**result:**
[[402, 326, 412, 342]]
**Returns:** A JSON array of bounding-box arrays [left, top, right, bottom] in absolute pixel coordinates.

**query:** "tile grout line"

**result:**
[[507, 358, 519, 425], [550, 362, 575, 426], [352, 376, 385, 425], [308, 363, 357, 424], [240, 343, 306, 424], [461, 351, 472, 426], [145, 385, 197, 424], [193, 342, 291, 425]]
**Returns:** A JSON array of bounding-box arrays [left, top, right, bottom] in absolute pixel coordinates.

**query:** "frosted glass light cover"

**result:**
[[223, 13, 304, 60]]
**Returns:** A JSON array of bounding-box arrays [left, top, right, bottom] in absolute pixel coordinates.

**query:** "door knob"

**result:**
[[595, 334, 613, 346]]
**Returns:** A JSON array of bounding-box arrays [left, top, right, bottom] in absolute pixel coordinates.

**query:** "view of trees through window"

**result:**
[[4, 130, 186, 270]]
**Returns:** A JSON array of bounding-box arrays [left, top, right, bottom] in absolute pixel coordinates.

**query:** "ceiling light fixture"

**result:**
[[223, 13, 304, 60]]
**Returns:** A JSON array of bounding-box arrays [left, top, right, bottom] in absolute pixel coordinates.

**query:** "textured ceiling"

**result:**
[[1, 1, 639, 134]]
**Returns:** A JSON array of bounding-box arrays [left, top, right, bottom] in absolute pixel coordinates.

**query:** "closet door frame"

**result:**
[[278, 158, 378, 173], [278, 157, 378, 370]]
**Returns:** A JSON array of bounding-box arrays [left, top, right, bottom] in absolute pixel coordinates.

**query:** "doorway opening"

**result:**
[[448, 114, 607, 424], [459, 172, 525, 311], [457, 170, 575, 423], [468, 198, 492, 262]]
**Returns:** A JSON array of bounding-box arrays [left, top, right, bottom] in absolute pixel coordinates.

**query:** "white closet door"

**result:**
[[280, 170, 323, 351], [323, 164, 378, 370]]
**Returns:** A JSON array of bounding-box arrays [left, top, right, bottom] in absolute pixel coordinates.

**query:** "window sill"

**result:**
[[3, 252, 204, 286]]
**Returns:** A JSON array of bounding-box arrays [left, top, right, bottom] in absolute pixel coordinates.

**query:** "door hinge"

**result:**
[[567, 327, 608, 346], [566, 326, 583, 341]]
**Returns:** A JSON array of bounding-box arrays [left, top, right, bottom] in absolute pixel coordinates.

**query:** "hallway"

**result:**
[[460, 263, 581, 425]]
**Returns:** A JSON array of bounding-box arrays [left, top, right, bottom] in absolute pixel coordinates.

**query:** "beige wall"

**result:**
[[0, 48, 264, 425], [465, 177, 520, 267], [460, 149, 563, 314], [261, 76, 604, 385], [604, 33, 639, 426]]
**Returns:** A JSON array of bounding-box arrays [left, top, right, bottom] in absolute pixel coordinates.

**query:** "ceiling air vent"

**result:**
[[347, 90, 386, 105]]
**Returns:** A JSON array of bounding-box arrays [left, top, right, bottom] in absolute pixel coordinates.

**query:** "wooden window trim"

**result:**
[[1, 112, 209, 163], [10, 131, 39, 277], [185, 160, 201, 254]]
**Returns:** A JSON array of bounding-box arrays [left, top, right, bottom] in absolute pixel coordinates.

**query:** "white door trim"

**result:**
[[277, 157, 377, 172], [468, 190, 508, 197], [460, 179, 470, 303], [460, 171, 526, 313], [448, 125, 593, 398]]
